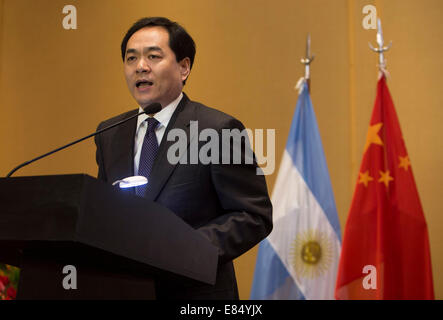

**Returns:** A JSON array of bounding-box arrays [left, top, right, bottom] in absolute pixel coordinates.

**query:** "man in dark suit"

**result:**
[[94, 17, 272, 299]]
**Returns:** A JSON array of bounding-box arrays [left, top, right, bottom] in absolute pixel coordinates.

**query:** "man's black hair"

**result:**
[[121, 17, 196, 79]]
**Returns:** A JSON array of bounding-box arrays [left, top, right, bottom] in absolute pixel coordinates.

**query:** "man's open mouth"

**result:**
[[136, 80, 153, 88]]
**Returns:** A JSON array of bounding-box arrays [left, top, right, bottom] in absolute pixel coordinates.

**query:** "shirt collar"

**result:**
[[136, 92, 183, 131]]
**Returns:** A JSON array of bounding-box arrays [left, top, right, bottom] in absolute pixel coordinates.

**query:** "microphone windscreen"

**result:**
[[143, 103, 162, 114]]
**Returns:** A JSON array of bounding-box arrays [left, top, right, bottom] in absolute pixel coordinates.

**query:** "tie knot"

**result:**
[[146, 117, 159, 133]]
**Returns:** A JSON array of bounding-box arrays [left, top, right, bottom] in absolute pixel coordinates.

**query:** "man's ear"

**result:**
[[179, 57, 191, 82]]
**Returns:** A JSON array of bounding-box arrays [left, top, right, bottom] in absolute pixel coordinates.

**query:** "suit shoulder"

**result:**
[[189, 100, 244, 130]]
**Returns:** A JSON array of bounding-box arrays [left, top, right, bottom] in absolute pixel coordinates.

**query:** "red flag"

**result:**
[[335, 75, 434, 299]]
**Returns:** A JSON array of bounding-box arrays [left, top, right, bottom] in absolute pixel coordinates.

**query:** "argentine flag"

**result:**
[[251, 80, 341, 299]]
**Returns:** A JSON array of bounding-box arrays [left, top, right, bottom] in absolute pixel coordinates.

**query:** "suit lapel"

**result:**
[[145, 94, 195, 201], [109, 110, 137, 187]]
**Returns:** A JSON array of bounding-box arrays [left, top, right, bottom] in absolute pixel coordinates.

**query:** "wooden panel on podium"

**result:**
[[0, 174, 218, 299]]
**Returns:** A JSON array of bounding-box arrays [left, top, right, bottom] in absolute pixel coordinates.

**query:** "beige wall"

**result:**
[[0, 0, 441, 299]]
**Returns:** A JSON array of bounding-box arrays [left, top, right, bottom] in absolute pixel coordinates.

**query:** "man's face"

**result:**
[[124, 26, 190, 109]]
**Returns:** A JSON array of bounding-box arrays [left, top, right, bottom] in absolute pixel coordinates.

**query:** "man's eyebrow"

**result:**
[[125, 46, 164, 56], [125, 48, 138, 55], [144, 46, 163, 53]]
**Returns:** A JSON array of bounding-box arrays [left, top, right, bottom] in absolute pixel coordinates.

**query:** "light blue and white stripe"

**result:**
[[251, 81, 341, 300]]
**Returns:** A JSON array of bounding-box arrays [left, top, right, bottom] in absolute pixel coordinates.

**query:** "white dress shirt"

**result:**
[[133, 92, 183, 175]]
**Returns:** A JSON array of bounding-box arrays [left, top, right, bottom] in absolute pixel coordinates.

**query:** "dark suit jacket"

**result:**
[[94, 93, 272, 299]]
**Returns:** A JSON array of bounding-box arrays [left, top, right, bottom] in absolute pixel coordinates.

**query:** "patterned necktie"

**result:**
[[136, 117, 160, 197]]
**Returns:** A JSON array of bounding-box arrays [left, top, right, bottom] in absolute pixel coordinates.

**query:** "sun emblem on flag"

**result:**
[[290, 230, 335, 279]]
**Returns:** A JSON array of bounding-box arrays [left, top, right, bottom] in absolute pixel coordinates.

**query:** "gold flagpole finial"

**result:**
[[369, 18, 392, 71], [300, 33, 315, 91]]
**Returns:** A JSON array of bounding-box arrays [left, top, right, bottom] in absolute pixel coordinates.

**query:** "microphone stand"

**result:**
[[6, 102, 162, 178]]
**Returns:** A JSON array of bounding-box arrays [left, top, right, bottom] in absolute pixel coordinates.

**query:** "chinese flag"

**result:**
[[335, 75, 434, 299]]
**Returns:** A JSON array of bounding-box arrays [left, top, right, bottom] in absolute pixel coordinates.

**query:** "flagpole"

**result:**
[[337, 25, 434, 297], [369, 18, 392, 75], [252, 32, 342, 299], [301, 33, 315, 92]]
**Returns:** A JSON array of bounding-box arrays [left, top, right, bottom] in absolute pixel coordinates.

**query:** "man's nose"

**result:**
[[136, 58, 150, 73]]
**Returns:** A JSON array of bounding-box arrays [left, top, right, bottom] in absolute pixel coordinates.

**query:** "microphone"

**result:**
[[143, 103, 162, 115], [6, 102, 162, 178]]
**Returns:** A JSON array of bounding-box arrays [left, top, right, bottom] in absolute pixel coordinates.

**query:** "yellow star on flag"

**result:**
[[358, 170, 374, 187], [378, 170, 394, 187], [363, 123, 383, 153], [399, 155, 411, 171]]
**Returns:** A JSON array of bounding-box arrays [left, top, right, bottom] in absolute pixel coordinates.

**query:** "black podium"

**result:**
[[0, 174, 218, 299]]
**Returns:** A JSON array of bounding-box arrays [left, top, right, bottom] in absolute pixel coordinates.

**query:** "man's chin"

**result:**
[[136, 97, 157, 108]]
